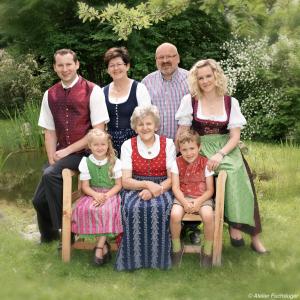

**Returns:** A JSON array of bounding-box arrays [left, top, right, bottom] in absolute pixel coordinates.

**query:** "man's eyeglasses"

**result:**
[[156, 54, 177, 61], [108, 63, 126, 69]]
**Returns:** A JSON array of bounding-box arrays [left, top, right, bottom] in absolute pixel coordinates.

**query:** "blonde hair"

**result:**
[[87, 128, 117, 178], [177, 129, 200, 147], [130, 105, 160, 131], [188, 59, 227, 99]]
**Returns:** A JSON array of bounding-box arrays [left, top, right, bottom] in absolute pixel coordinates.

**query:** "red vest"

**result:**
[[177, 155, 208, 197], [131, 136, 167, 177], [48, 76, 94, 150]]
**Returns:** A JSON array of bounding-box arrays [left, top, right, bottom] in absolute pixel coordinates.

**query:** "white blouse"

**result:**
[[79, 155, 122, 181], [175, 94, 246, 129], [105, 80, 151, 105], [121, 134, 176, 171]]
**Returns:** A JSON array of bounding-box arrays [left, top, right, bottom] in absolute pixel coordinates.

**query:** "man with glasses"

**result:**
[[142, 43, 189, 141], [142, 43, 201, 245]]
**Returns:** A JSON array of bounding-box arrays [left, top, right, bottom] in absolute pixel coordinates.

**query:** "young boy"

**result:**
[[171, 129, 215, 267]]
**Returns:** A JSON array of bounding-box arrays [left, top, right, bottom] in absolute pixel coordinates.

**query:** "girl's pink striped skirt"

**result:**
[[71, 188, 123, 235]]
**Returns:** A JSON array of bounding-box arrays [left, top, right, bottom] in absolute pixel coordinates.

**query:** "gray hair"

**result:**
[[130, 105, 160, 131]]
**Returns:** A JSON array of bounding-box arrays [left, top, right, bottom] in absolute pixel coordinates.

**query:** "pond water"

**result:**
[[0, 151, 46, 202]]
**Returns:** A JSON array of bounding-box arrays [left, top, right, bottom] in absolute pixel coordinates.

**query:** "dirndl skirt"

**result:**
[[200, 134, 255, 227], [71, 187, 123, 235], [115, 175, 174, 271]]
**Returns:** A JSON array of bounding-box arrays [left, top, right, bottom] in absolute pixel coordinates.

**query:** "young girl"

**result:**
[[71, 128, 123, 266]]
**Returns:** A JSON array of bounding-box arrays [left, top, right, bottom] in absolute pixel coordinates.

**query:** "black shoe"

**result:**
[[230, 236, 245, 247], [103, 241, 112, 263], [40, 230, 60, 244], [93, 247, 105, 266], [190, 229, 201, 245], [171, 243, 184, 267]]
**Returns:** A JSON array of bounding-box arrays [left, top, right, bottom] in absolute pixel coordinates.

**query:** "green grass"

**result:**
[[0, 101, 43, 153], [0, 142, 299, 300]]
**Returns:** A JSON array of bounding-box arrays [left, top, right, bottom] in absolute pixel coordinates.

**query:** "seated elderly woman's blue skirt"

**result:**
[[115, 175, 173, 271]]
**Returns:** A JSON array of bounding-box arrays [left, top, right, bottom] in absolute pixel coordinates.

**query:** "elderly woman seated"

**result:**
[[115, 105, 176, 271]]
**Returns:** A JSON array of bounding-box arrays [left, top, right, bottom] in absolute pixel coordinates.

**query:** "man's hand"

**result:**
[[54, 148, 71, 162]]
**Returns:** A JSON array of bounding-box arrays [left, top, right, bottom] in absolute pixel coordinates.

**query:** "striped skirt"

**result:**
[[71, 188, 123, 235], [115, 175, 174, 271]]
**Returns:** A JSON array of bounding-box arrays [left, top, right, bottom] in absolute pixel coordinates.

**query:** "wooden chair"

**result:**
[[62, 168, 226, 265], [61, 168, 118, 262], [182, 170, 227, 266]]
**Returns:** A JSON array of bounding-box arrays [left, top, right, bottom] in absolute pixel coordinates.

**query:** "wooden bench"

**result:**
[[62, 169, 226, 266], [182, 170, 227, 266]]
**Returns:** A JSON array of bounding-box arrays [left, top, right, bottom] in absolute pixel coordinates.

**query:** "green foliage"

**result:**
[[0, 49, 52, 116], [125, 2, 231, 80], [220, 36, 297, 141], [2, 101, 43, 151], [78, 0, 190, 40]]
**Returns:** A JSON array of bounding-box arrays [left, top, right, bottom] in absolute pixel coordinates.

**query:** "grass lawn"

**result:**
[[0, 142, 299, 300]]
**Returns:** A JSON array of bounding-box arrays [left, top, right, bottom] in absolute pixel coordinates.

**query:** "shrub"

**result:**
[[220, 36, 294, 141], [0, 49, 52, 117]]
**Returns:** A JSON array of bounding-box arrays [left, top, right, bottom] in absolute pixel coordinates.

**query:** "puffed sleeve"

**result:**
[[136, 82, 152, 106], [112, 158, 122, 178], [79, 157, 91, 181], [166, 138, 177, 170], [175, 94, 193, 126], [120, 139, 133, 170], [170, 160, 179, 174], [228, 97, 247, 129], [89, 85, 110, 125]]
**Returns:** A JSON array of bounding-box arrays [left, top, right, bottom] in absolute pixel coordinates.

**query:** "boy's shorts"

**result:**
[[173, 197, 214, 209]]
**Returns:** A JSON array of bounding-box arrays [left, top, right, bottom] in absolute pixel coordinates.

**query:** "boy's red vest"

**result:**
[[48, 76, 94, 150], [177, 155, 208, 197]]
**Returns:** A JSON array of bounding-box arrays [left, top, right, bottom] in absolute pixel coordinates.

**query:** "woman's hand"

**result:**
[[146, 181, 162, 197], [139, 189, 153, 201], [207, 153, 223, 171]]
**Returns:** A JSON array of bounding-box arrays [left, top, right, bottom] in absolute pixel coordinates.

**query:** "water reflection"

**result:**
[[0, 151, 46, 202]]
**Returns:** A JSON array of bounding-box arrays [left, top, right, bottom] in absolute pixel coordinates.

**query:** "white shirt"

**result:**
[[171, 160, 214, 177], [38, 75, 109, 130], [121, 134, 176, 170], [79, 155, 122, 181], [105, 80, 151, 105], [175, 94, 247, 129]]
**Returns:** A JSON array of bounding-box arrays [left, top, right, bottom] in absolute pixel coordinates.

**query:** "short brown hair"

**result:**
[[104, 47, 130, 67], [53, 49, 78, 64], [177, 129, 200, 146]]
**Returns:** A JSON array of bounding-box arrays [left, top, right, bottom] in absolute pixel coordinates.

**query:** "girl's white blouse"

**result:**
[[121, 134, 176, 171], [175, 94, 247, 129], [79, 155, 122, 181]]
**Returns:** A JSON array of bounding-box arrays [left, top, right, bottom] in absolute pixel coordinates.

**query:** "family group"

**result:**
[[32, 42, 268, 271]]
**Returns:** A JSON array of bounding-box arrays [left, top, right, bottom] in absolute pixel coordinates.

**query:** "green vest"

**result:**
[[86, 158, 115, 188]]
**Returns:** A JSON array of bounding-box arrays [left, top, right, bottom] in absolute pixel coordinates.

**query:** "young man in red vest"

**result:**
[[33, 49, 109, 244]]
